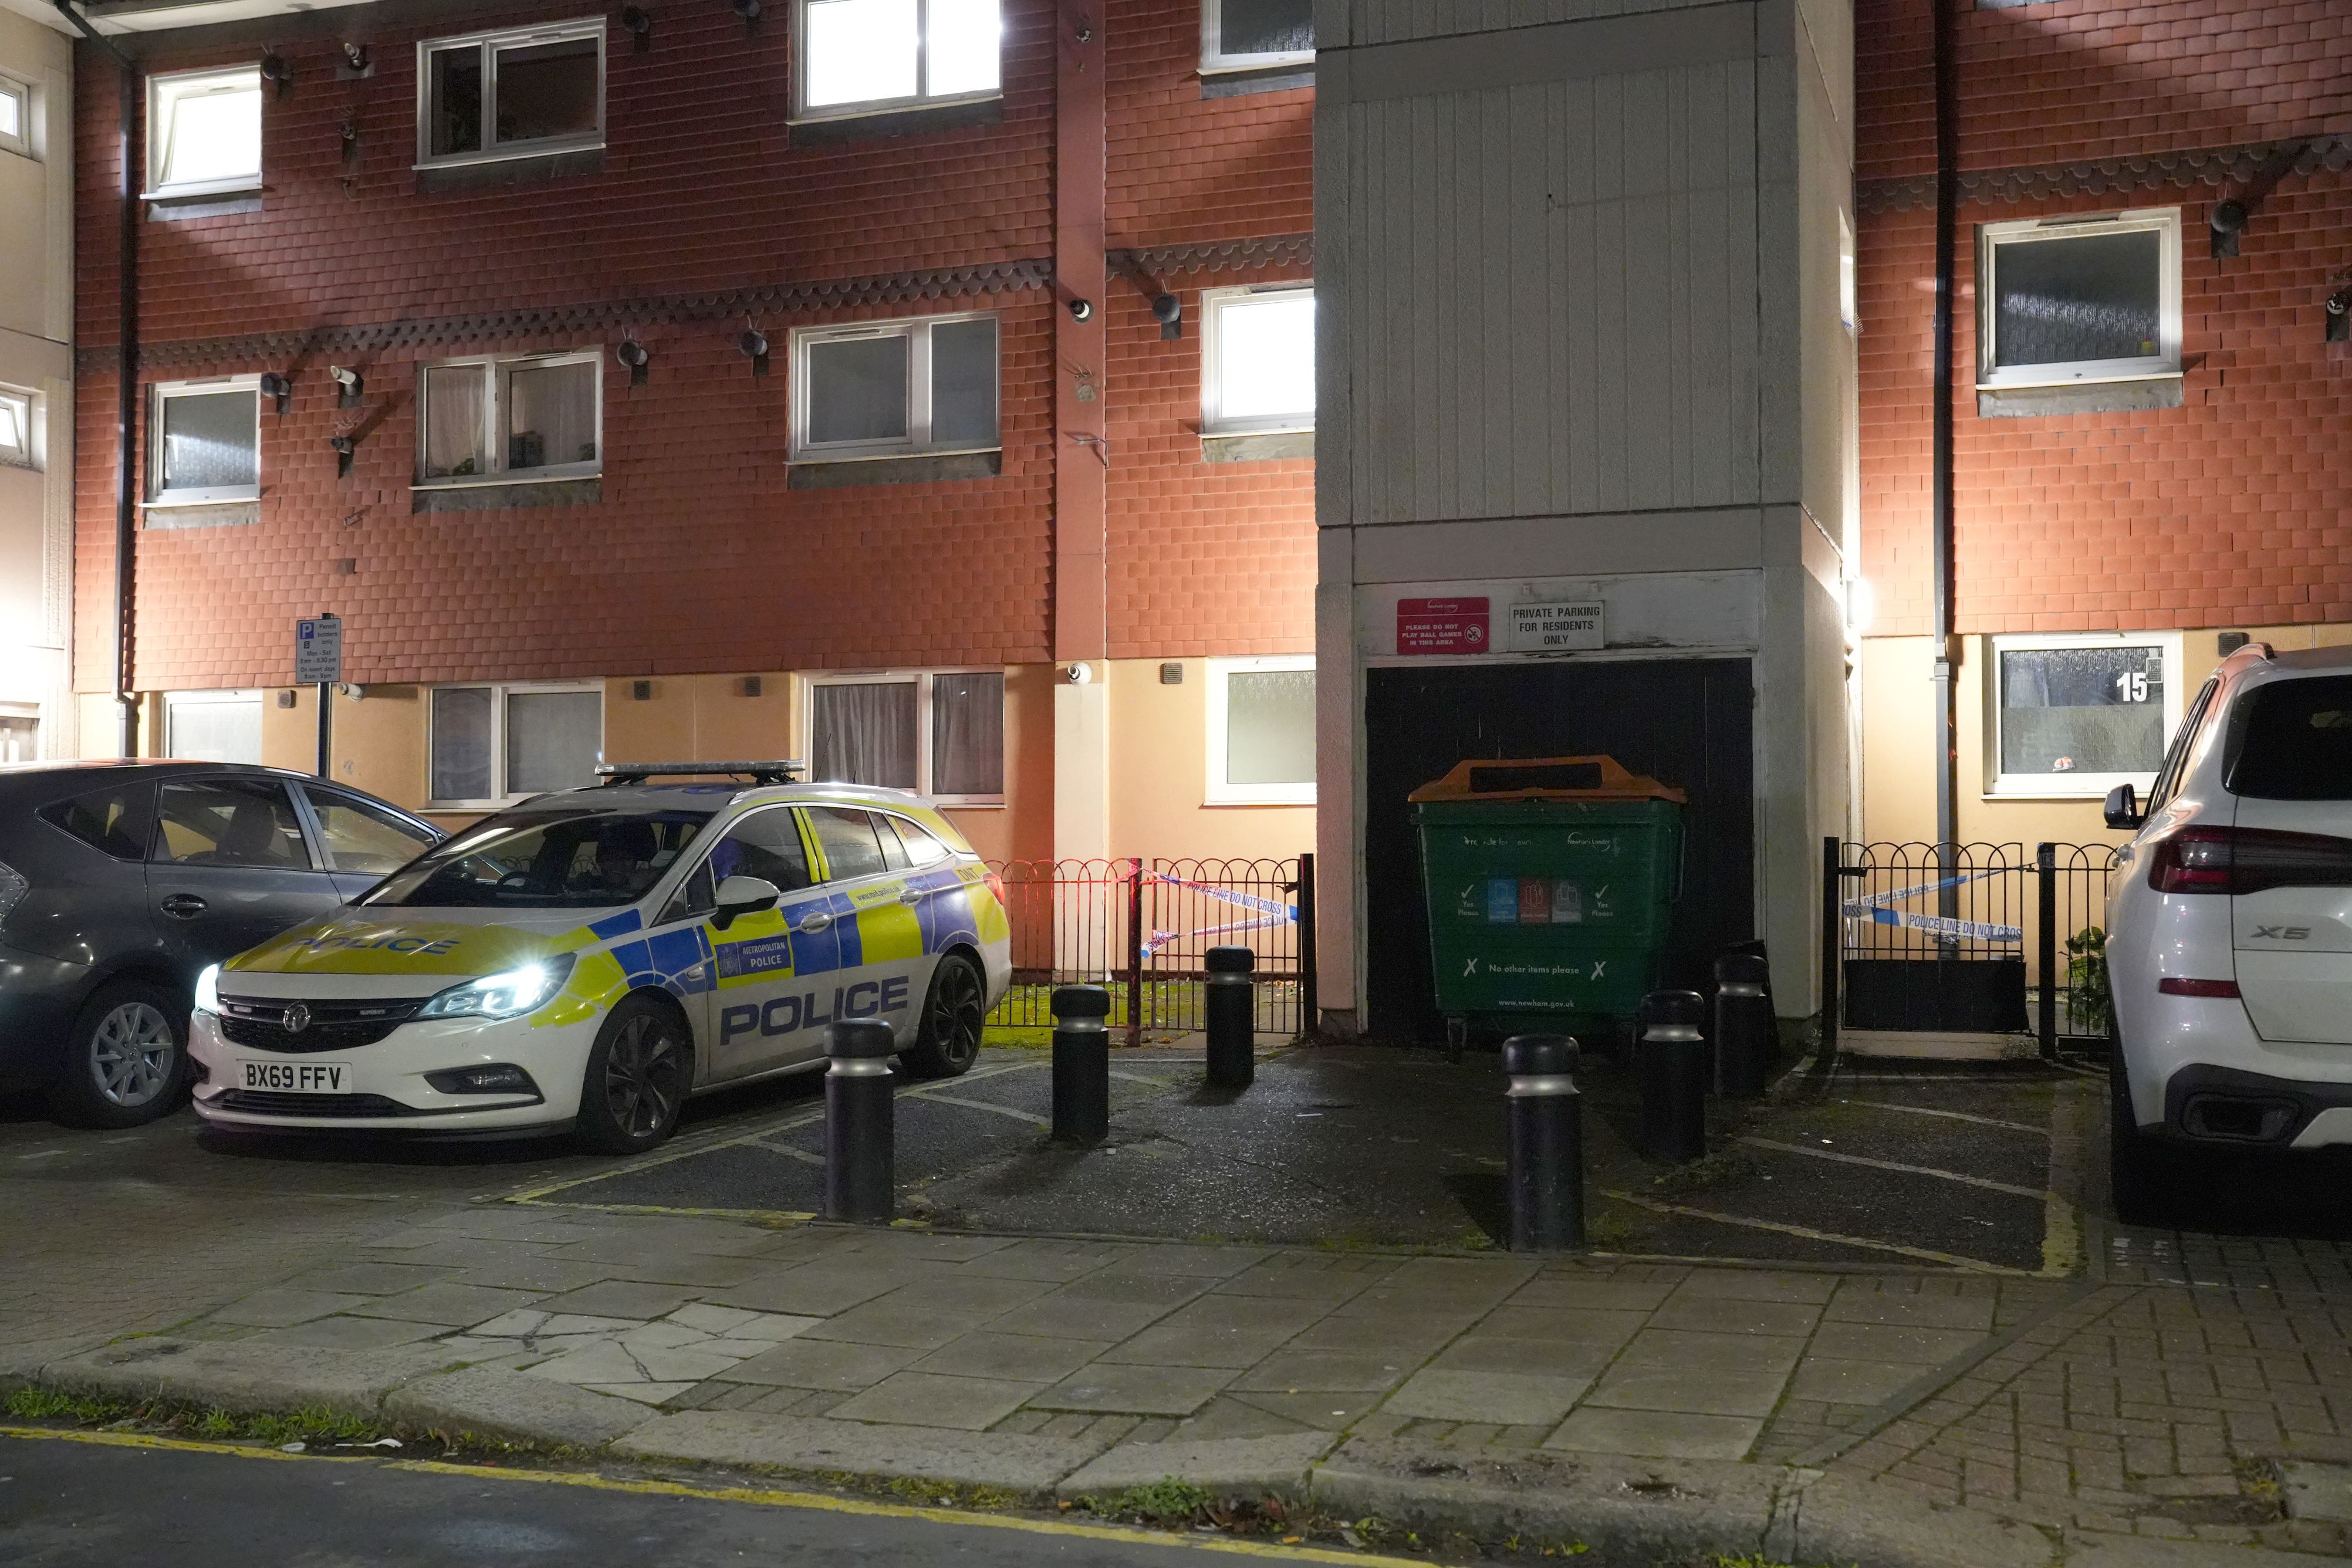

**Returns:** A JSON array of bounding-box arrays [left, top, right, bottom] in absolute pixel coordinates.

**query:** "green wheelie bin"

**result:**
[[1409, 756, 1686, 1059]]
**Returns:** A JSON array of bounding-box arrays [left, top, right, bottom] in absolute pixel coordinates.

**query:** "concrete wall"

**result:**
[[0, 4, 72, 756]]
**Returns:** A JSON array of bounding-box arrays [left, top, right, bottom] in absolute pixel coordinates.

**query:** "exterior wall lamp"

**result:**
[[616, 339, 651, 386]]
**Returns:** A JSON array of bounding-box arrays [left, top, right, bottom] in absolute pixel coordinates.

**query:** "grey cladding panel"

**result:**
[[1339, 59, 1763, 526]]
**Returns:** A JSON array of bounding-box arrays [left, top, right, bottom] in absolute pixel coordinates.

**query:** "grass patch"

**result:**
[[1090, 1477, 1212, 1523], [5, 1388, 131, 1423]]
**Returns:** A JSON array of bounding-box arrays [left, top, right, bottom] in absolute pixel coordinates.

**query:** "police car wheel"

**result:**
[[575, 998, 691, 1153], [900, 954, 985, 1080]]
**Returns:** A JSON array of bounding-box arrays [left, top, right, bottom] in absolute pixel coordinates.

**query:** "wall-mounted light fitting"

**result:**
[[740, 329, 770, 376], [329, 434, 356, 478], [731, 0, 762, 28], [337, 41, 372, 78], [631, 680, 653, 701], [339, 120, 360, 165], [259, 52, 292, 97], [2329, 288, 2351, 344], [621, 5, 653, 49], [741, 675, 763, 698], [616, 339, 651, 387], [1067, 298, 1093, 322], [1151, 292, 1182, 341], [329, 365, 363, 407], [259, 371, 292, 415]]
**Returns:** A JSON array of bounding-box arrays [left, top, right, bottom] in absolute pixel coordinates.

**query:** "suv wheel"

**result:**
[[50, 980, 186, 1128], [898, 953, 985, 1080], [2108, 1045, 2179, 1229]]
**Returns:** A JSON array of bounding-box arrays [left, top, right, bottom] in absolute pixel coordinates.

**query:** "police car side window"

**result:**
[[885, 815, 952, 869], [807, 807, 888, 882], [658, 861, 717, 925], [704, 809, 814, 896]]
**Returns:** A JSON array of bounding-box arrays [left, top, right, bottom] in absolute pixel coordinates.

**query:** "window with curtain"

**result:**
[[811, 682, 919, 789], [430, 683, 602, 803], [418, 354, 599, 484], [793, 315, 998, 461], [931, 672, 1003, 797]]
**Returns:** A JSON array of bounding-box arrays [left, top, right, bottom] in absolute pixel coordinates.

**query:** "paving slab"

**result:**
[[39, 1337, 454, 1421], [283, 1262, 455, 1296], [240, 1315, 449, 1351], [1380, 1368, 1590, 1426], [908, 1332, 1111, 1384], [1667, 1270, 1841, 1304], [825, 1371, 1043, 1431], [990, 1291, 1178, 1343], [1030, 1363, 1238, 1417], [1819, 1285, 1999, 1333], [1428, 1334, 1621, 1380], [1803, 1318, 1988, 1366], [1543, 1407, 1763, 1460], [1580, 1363, 1793, 1419], [1231, 1390, 1389, 1431], [717, 1337, 924, 1391], [207, 1290, 372, 1329], [1096, 1294, 1324, 1368], [1231, 1349, 1414, 1393], [1468, 1305, 1650, 1344], [1785, 1356, 1929, 1405], [451, 1258, 626, 1295], [1056, 1432, 1337, 1501], [343, 1283, 546, 1326], [1614, 1327, 1806, 1375], [613, 1410, 1113, 1491], [1501, 1277, 1680, 1313], [530, 1281, 707, 1320], [382, 1364, 657, 1448], [1645, 1292, 1825, 1338], [702, 1266, 933, 1318]]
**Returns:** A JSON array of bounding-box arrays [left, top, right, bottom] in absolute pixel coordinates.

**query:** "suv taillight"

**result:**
[[2148, 826, 2352, 895]]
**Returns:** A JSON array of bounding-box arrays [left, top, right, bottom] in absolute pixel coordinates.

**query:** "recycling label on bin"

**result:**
[[1457, 878, 1611, 924]]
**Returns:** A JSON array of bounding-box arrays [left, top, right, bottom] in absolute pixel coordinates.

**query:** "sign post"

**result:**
[[295, 614, 342, 778]]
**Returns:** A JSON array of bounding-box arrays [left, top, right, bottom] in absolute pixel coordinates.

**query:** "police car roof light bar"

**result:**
[[594, 760, 806, 786]]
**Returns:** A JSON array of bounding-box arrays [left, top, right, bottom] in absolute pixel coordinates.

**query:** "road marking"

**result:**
[[1599, 1190, 2031, 1275], [900, 1091, 1050, 1127], [744, 1137, 826, 1166], [1840, 1099, 2048, 1136], [1738, 1136, 2047, 1198], [517, 1198, 818, 1224], [0, 1425, 1417, 1564]]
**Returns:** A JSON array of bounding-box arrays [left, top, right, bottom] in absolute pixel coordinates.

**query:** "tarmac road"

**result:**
[[0, 1430, 1385, 1568]]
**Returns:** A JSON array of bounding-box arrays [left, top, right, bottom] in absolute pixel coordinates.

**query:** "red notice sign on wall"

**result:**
[[1397, 597, 1491, 654]]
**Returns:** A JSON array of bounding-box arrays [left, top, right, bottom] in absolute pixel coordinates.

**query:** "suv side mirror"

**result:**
[[2103, 783, 2144, 832], [712, 874, 782, 931]]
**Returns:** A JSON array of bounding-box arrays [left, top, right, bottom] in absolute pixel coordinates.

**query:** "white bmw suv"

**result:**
[[2103, 643, 2352, 1224]]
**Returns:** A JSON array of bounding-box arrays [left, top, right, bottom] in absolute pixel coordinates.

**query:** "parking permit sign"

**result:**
[[295, 616, 342, 684]]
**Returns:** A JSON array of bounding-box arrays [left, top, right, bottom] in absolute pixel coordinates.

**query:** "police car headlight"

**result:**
[[417, 954, 575, 1020], [193, 964, 221, 1018]]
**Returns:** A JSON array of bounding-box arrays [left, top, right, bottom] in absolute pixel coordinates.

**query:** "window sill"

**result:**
[[415, 146, 604, 194], [1204, 795, 1316, 808], [413, 477, 601, 514], [1201, 431, 1313, 463], [787, 450, 1002, 489], [144, 499, 259, 529], [1976, 373, 2183, 419], [934, 799, 1007, 810], [1200, 63, 1314, 98], [1983, 783, 2151, 802], [788, 96, 1004, 147], [144, 184, 262, 221]]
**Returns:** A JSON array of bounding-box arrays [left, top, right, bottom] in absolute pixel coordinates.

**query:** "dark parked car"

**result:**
[[0, 761, 442, 1127]]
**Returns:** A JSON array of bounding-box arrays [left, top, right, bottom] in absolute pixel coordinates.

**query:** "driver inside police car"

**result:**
[[579, 820, 661, 901]]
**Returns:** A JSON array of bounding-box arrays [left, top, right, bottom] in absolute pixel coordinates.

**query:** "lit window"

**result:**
[[0, 388, 32, 470], [1988, 634, 2182, 798], [1202, 285, 1314, 435], [146, 67, 262, 198], [1839, 210, 1858, 335], [1205, 657, 1314, 805], [419, 19, 604, 167], [1202, 0, 1312, 73], [418, 353, 600, 485], [0, 75, 31, 159], [430, 683, 603, 806], [791, 314, 998, 462], [148, 379, 260, 506], [0, 706, 35, 765], [807, 671, 1004, 802], [1978, 209, 2180, 389], [164, 690, 264, 764], [796, 0, 1001, 119]]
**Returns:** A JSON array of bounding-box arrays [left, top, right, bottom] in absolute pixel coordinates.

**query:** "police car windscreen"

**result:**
[[356, 808, 716, 908]]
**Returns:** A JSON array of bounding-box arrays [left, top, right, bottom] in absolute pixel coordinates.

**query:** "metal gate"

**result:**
[[983, 856, 1314, 1043], [1819, 837, 2121, 1057]]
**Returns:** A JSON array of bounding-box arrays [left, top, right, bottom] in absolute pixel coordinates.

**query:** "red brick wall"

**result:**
[[74, 0, 1319, 694], [1855, 0, 2352, 639]]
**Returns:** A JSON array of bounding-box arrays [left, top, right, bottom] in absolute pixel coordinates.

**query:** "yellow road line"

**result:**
[[0, 1424, 1415, 1564], [2040, 1191, 2081, 1279], [1737, 1136, 2047, 1198], [1600, 1189, 2031, 1275]]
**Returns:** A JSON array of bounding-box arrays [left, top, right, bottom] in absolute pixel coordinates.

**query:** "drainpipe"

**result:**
[[1929, 0, 1959, 902], [53, 3, 139, 758]]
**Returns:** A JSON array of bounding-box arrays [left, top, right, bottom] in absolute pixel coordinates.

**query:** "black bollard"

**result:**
[[1715, 951, 1775, 1100], [1503, 1034, 1584, 1251], [1050, 984, 1111, 1144], [1204, 945, 1255, 1090], [824, 1018, 896, 1223], [1638, 990, 1709, 1164]]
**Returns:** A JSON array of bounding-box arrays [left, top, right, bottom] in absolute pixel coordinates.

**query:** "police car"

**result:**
[[186, 763, 1012, 1151]]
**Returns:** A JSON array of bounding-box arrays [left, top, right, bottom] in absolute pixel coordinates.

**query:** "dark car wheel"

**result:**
[[898, 953, 985, 1080], [49, 979, 187, 1129], [574, 997, 692, 1154]]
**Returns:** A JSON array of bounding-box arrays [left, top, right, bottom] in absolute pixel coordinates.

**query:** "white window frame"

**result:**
[[1201, 0, 1314, 74], [144, 66, 262, 200], [1201, 283, 1315, 437], [1984, 631, 2184, 800], [789, 312, 999, 464], [147, 376, 261, 507], [427, 680, 604, 809], [1839, 209, 1859, 336], [0, 384, 36, 471], [415, 17, 607, 171], [791, 0, 1002, 123], [1976, 207, 2181, 391], [802, 670, 1006, 806], [0, 72, 33, 161], [1205, 655, 1316, 806], [414, 350, 603, 489], [163, 689, 265, 763]]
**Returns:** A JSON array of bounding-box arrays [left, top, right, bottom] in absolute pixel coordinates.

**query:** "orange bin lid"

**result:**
[[1407, 755, 1687, 805]]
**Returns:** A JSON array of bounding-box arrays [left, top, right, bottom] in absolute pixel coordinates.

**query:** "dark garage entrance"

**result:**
[[1363, 658, 1756, 1043]]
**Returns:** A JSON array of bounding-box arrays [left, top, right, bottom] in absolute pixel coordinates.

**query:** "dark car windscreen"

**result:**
[[356, 808, 715, 909], [2226, 675, 2352, 802]]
